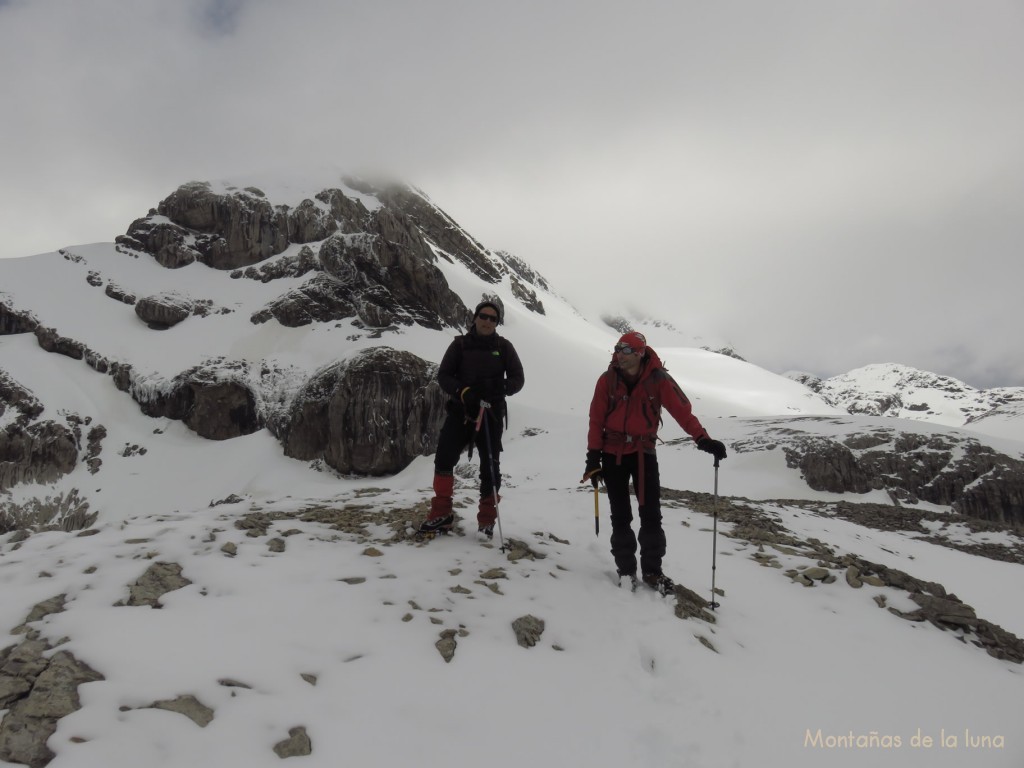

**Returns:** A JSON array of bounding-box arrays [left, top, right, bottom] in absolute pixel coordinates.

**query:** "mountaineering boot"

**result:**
[[477, 493, 500, 538], [418, 473, 455, 535], [418, 512, 454, 535], [617, 570, 639, 592], [642, 572, 676, 596]]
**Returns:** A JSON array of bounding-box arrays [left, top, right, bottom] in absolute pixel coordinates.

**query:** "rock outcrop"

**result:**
[[0, 421, 78, 491], [767, 421, 1024, 525], [135, 291, 194, 329], [253, 228, 467, 330], [119, 182, 290, 270], [282, 347, 446, 475], [0, 302, 38, 335], [33, 327, 84, 360], [0, 598, 104, 768], [375, 184, 504, 284], [134, 364, 260, 441], [0, 371, 44, 424]]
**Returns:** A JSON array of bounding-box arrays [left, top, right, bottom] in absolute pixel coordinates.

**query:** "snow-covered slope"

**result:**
[[2, 180, 1023, 768]]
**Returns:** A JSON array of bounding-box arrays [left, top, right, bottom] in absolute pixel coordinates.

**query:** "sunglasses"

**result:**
[[614, 343, 640, 355], [476, 313, 499, 323]]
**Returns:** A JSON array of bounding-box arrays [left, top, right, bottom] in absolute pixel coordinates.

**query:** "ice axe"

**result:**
[[580, 469, 602, 536]]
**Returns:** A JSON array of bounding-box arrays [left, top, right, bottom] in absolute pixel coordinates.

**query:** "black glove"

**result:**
[[581, 449, 603, 487], [459, 386, 482, 414], [696, 437, 728, 461]]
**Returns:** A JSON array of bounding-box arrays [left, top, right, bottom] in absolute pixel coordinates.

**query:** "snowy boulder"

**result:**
[[135, 365, 260, 441], [135, 291, 194, 329], [282, 347, 446, 475]]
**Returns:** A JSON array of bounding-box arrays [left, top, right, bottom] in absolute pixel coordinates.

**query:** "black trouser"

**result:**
[[602, 451, 664, 576], [434, 402, 503, 497]]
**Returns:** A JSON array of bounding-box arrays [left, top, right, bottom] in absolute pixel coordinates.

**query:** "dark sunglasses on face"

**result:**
[[614, 343, 639, 355], [476, 313, 499, 323]]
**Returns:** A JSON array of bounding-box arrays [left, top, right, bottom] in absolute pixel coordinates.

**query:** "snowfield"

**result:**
[[2, 190, 1023, 767]]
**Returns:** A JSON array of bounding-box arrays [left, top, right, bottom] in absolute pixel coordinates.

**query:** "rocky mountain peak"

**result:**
[[0, 176, 556, 493]]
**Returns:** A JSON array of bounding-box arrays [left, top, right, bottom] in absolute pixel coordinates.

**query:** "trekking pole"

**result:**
[[709, 457, 721, 611], [593, 485, 600, 536], [479, 401, 506, 552]]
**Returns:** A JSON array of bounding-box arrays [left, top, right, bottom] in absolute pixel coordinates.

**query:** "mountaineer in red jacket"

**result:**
[[582, 331, 727, 594]]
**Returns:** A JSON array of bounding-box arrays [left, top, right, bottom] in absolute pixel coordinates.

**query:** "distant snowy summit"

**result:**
[[786, 363, 1024, 440]]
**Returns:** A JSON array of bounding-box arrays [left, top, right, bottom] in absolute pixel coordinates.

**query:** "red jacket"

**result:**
[[588, 347, 708, 456]]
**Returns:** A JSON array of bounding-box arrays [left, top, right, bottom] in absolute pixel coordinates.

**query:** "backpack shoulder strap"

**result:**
[[603, 369, 620, 416], [644, 369, 666, 428]]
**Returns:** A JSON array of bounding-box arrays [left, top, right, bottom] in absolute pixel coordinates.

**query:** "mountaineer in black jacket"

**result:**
[[418, 301, 525, 538]]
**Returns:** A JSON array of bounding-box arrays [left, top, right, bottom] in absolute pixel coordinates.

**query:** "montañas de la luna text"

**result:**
[[804, 729, 1004, 750]]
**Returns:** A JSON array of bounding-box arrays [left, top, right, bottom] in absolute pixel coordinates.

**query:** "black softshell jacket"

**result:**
[[437, 329, 525, 405]]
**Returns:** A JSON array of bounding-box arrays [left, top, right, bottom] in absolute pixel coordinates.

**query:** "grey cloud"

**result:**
[[1, 0, 1021, 387]]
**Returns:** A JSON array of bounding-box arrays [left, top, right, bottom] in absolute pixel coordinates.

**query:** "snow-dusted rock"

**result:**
[[747, 419, 1024, 525], [282, 347, 445, 475], [0, 301, 37, 335], [0, 625, 103, 768], [134, 363, 260, 441], [33, 326, 85, 359], [160, 182, 289, 270], [134, 291, 194, 329], [0, 421, 78, 491]]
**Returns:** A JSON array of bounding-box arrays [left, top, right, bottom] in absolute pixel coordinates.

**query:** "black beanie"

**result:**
[[474, 301, 501, 323]]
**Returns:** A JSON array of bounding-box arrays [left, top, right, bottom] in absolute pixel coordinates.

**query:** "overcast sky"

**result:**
[[2, 0, 1022, 388]]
